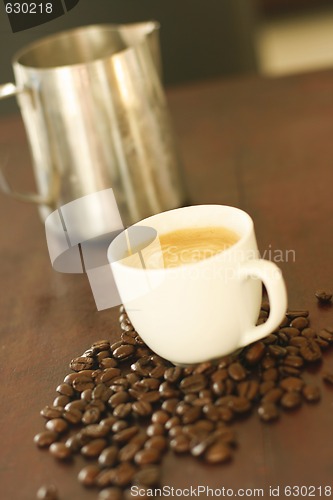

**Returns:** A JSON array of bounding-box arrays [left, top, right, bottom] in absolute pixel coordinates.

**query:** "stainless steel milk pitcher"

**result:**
[[0, 22, 186, 225]]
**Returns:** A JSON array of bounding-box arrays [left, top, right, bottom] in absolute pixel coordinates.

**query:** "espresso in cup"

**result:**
[[123, 226, 239, 269], [108, 205, 288, 365]]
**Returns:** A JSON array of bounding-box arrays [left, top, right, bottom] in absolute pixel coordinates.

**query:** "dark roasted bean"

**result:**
[[82, 424, 110, 438], [283, 355, 304, 368], [301, 328, 316, 339], [322, 372, 333, 385], [112, 420, 128, 433], [290, 317, 309, 330], [268, 345, 287, 358], [81, 439, 107, 457], [280, 377, 304, 392], [113, 345, 135, 360], [82, 407, 101, 425], [72, 376, 94, 392], [138, 391, 161, 403], [286, 310, 309, 319], [113, 426, 139, 444], [98, 487, 123, 500], [56, 383, 74, 397], [36, 485, 59, 500], [70, 356, 94, 371], [109, 391, 129, 408], [101, 368, 122, 384], [65, 400, 87, 412], [119, 442, 141, 462], [34, 431, 58, 448], [53, 395, 70, 408], [144, 435, 168, 452], [63, 408, 82, 424], [258, 402, 279, 422], [300, 340, 322, 362], [132, 400, 153, 417], [40, 406, 63, 420], [315, 290, 332, 303], [280, 392, 302, 409], [169, 433, 191, 454], [318, 329, 333, 342], [262, 388, 283, 404], [147, 424, 165, 437], [100, 358, 118, 369], [134, 448, 161, 465], [279, 327, 300, 338], [45, 418, 68, 434], [98, 446, 119, 468], [204, 440, 231, 463], [78, 464, 100, 486], [211, 369, 228, 383], [161, 398, 179, 414], [151, 410, 169, 425], [302, 384, 321, 402], [158, 382, 180, 399], [228, 362, 246, 381], [113, 403, 132, 418], [245, 342, 265, 364], [180, 374, 206, 393], [237, 380, 259, 400], [49, 442, 71, 460], [262, 368, 278, 382]]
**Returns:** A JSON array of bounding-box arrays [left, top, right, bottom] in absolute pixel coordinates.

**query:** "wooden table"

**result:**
[[0, 70, 333, 500]]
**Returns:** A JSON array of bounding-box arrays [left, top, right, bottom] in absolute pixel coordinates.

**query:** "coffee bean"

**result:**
[[113, 345, 135, 360], [315, 290, 332, 303], [261, 356, 276, 369], [78, 464, 100, 486], [182, 406, 201, 424], [262, 388, 283, 403], [98, 446, 119, 468], [281, 328, 302, 340], [237, 380, 259, 401], [134, 448, 161, 465], [202, 404, 220, 422], [280, 392, 302, 409], [228, 362, 246, 381], [81, 439, 107, 457], [93, 384, 113, 402], [113, 403, 132, 418], [53, 395, 70, 408], [268, 345, 287, 358], [161, 398, 179, 414], [280, 377, 304, 392], [159, 382, 180, 399], [170, 434, 191, 453], [56, 383, 74, 397], [62, 408, 82, 424], [98, 487, 123, 500], [302, 384, 321, 402], [45, 418, 68, 434], [70, 356, 95, 372], [191, 434, 216, 457], [118, 442, 141, 462], [204, 440, 231, 463], [300, 340, 322, 362], [286, 310, 309, 319], [65, 400, 87, 412], [100, 358, 118, 369], [65, 433, 87, 453], [151, 410, 169, 425], [34, 431, 58, 448], [113, 426, 139, 444], [91, 340, 111, 354], [144, 436, 168, 452], [283, 355, 304, 368], [82, 424, 110, 439], [262, 368, 278, 382], [211, 368, 228, 383], [72, 375, 95, 392], [301, 327, 316, 339], [36, 485, 59, 500], [180, 374, 206, 393], [290, 317, 309, 330], [40, 406, 63, 420], [109, 391, 129, 408], [133, 465, 161, 486], [149, 365, 166, 379], [290, 336, 308, 347], [259, 380, 275, 395], [112, 420, 128, 433], [132, 401, 153, 417], [245, 342, 265, 364], [137, 391, 161, 403], [101, 368, 122, 384], [147, 424, 165, 437], [322, 372, 333, 385], [258, 402, 279, 422], [318, 329, 333, 343], [49, 442, 72, 460]]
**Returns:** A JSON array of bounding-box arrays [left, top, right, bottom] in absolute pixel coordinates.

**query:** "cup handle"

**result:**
[[237, 259, 287, 347], [0, 83, 56, 205]]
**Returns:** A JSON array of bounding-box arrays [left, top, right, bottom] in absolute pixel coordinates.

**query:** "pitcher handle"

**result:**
[[0, 83, 56, 205]]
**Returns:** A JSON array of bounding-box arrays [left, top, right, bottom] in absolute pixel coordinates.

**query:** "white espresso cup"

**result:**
[[108, 205, 287, 365]]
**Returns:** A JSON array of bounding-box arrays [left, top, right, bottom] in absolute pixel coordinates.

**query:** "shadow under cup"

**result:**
[[108, 205, 286, 365]]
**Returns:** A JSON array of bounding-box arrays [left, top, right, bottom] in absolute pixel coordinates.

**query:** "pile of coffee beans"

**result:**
[[35, 301, 333, 500]]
